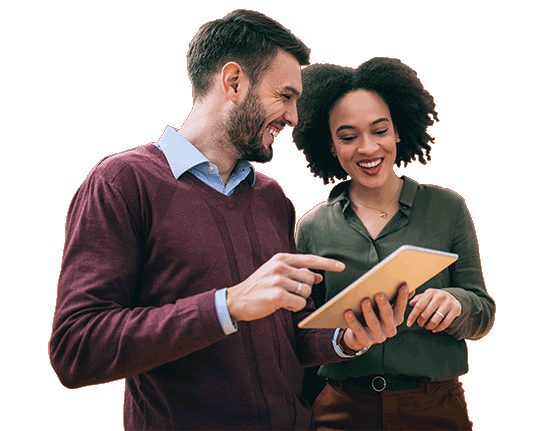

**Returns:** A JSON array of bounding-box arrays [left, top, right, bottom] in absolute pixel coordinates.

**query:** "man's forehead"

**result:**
[[261, 50, 303, 91]]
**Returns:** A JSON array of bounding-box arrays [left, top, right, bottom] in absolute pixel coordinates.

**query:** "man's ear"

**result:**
[[221, 62, 249, 103]]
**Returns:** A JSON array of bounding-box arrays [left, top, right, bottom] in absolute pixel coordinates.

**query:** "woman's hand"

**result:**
[[406, 289, 461, 333], [342, 284, 411, 352]]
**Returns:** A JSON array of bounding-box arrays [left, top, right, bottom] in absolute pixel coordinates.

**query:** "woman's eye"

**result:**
[[339, 136, 356, 142]]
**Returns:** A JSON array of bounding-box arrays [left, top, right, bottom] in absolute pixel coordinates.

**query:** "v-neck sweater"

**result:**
[[50, 144, 341, 430]]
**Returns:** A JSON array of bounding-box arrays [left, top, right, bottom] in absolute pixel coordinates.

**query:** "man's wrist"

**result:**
[[215, 288, 238, 335]]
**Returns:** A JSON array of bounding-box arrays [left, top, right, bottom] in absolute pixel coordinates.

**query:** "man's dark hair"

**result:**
[[187, 9, 310, 100], [292, 57, 439, 184]]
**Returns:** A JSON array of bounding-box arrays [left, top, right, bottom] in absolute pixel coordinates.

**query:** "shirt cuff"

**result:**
[[215, 288, 238, 335], [332, 328, 354, 358]]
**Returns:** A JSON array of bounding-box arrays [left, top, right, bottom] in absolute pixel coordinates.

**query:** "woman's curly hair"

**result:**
[[292, 57, 439, 184]]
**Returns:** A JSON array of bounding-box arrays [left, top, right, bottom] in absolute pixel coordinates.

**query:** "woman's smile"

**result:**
[[357, 158, 383, 175], [329, 89, 398, 191]]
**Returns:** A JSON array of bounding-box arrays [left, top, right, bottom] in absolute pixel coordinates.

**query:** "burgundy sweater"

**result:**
[[50, 144, 341, 430]]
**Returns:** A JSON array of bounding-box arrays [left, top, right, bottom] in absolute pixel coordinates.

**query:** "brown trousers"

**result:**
[[313, 379, 472, 431]]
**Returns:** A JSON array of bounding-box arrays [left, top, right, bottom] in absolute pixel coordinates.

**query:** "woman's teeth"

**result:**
[[358, 159, 382, 169]]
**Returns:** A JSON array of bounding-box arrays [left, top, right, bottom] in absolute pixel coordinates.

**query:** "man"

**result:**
[[50, 10, 410, 430]]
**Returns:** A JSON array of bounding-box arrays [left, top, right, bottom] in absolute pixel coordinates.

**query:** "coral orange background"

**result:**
[[0, 0, 546, 431]]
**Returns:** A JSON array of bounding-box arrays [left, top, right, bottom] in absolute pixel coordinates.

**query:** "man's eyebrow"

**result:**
[[335, 118, 390, 134], [283, 86, 301, 97]]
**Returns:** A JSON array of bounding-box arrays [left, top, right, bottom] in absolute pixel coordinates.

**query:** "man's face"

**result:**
[[227, 49, 302, 163]]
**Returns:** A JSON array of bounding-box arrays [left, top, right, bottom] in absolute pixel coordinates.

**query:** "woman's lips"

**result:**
[[357, 158, 383, 175]]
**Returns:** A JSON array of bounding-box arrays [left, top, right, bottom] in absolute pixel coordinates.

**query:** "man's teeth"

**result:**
[[267, 127, 280, 138], [358, 159, 382, 169]]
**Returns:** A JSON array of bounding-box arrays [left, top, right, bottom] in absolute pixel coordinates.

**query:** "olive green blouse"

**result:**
[[296, 176, 495, 382]]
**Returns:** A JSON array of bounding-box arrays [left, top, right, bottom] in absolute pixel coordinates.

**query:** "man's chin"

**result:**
[[246, 148, 273, 164], [240, 139, 273, 163]]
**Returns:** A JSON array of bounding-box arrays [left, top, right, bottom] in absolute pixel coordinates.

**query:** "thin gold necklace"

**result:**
[[351, 180, 402, 219]]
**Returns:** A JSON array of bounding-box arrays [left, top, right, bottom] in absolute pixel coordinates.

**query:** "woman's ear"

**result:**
[[330, 140, 337, 157]]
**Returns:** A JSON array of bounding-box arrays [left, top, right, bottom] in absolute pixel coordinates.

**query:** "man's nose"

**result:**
[[284, 101, 298, 127]]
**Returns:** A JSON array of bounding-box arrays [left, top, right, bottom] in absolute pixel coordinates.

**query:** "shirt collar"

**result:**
[[156, 126, 255, 185], [327, 181, 352, 211], [398, 176, 418, 215], [327, 176, 418, 216]]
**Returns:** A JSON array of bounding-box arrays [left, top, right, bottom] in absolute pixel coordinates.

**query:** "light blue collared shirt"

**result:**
[[155, 127, 353, 356], [156, 126, 255, 197]]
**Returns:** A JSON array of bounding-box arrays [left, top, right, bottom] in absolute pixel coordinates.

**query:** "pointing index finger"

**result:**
[[287, 254, 345, 272]]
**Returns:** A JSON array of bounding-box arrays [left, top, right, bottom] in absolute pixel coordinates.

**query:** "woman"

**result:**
[[293, 58, 495, 430]]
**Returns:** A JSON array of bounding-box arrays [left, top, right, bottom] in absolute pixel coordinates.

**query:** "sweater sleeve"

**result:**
[[49, 167, 228, 389], [443, 199, 495, 341]]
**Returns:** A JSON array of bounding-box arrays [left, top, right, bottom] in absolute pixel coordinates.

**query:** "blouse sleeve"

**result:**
[[443, 199, 495, 341]]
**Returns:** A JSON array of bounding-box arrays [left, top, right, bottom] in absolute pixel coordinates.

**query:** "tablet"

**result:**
[[297, 245, 458, 329]]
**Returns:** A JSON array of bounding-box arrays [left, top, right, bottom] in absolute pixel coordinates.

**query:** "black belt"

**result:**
[[330, 375, 423, 392]]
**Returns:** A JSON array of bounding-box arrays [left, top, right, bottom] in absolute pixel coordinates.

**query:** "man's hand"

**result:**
[[342, 284, 412, 352], [406, 289, 461, 333], [226, 253, 345, 322]]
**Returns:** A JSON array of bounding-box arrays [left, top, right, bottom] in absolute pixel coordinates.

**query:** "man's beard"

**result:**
[[225, 89, 273, 163]]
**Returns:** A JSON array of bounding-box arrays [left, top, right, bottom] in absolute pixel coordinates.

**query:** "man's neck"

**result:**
[[179, 105, 239, 186]]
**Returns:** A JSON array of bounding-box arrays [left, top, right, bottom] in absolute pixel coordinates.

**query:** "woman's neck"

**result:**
[[348, 172, 403, 209]]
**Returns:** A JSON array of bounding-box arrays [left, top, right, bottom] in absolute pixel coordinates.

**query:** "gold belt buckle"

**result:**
[[372, 376, 387, 392]]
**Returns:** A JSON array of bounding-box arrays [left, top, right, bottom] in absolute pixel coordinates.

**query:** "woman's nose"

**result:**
[[357, 135, 378, 153]]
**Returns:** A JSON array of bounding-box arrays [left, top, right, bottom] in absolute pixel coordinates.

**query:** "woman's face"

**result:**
[[329, 89, 398, 190]]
